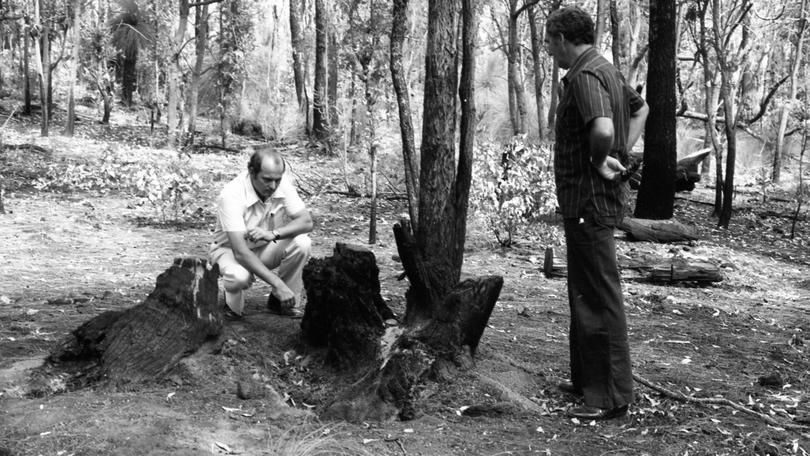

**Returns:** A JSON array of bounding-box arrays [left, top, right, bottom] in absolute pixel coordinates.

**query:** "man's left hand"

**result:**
[[593, 156, 626, 182], [245, 227, 273, 243]]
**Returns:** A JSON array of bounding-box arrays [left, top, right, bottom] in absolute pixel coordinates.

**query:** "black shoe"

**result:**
[[557, 381, 583, 396], [268, 295, 304, 318], [221, 305, 243, 320], [268, 306, 304, 318], [566, 405, 628, 420]]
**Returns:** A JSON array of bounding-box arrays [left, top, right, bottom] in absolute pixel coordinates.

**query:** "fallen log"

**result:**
[[618, 217, 699, 243], [628, 148, 711, 192], [48, 257, 222, 386], [542, 248, 722, 284]]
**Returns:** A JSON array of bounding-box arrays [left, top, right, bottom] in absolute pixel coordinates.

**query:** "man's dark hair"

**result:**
[[247, 145, 286, 175], [546, 6, 595, 46]]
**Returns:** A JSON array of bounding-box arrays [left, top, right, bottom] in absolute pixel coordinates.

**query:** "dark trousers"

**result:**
[[563, 211, 633, 409]]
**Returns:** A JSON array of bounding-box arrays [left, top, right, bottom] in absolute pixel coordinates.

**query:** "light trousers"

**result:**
[[209, 234, 311, 315]]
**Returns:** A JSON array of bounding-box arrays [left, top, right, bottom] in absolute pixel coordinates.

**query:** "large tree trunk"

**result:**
[[312, 0, 329, 139], [33, 0, 49, 136], [121, 52, 137, 106], [635, 0, 677, 219], [594, 0, 608, 49], [610, 0, 623, 74], [48, 258, 221, 386], [390, 0, 419, 229]]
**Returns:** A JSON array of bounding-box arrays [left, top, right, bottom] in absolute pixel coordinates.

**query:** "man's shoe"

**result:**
[[221, 305, 243, 320], [269, 306, 304, 318], [566, 405, 628, 420], [557, 381, 583, 396]]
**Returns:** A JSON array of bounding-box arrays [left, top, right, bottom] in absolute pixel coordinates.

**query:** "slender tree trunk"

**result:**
[[773, 0, 807, 183], [391, 0, 419, 229], [167, 0, 189, 148], [23, 21, 31, 115], [635, 0, 677, 219], [186, 2, 208, 143], [506, 0, 526, 135], [328, 25, 339, 128], [289, 0, 308, 112], [713, 0, 738, 228], [610, 0, 623, 74], [594, 0, 608, 50], [528, 6, 546, 140], [34, 0, 49, 136], [697, 1, 723, 215], [312, 0, 329, 139], [64, 0, 81, 137]]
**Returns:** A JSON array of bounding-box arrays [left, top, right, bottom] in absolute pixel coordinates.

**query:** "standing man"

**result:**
[[209, 146, 313, 318], [545, 6, 649, 420]]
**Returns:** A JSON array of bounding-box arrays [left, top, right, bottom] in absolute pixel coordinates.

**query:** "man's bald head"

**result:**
[[248, 146, 286, 176]]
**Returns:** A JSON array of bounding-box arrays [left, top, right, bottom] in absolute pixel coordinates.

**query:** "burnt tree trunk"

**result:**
[[618, 217, 698, 243], [300, 243, 394, 370], [48, 258, 221, 385]]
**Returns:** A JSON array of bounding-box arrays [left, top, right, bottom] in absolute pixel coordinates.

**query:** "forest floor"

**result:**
[[1, 105, 810, 456]]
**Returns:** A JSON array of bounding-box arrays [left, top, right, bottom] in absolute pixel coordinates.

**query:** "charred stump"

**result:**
[[320, 221, 503, 422], [300, 243, 394, 369], [48, 257, 221, 385]]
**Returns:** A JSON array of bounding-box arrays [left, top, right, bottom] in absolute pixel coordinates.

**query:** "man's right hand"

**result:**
[[272, 283, 297, 309], [593, 156, 626, 182]]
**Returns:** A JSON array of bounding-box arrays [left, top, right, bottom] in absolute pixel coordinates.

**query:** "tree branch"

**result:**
[[513, 0, 541, 19], [743, 74, 790, 125], [188, 0, 223, 7]]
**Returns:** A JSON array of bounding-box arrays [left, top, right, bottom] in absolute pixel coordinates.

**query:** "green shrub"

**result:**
[[33, 149, 204, 223], [470, 137, 558, 246]]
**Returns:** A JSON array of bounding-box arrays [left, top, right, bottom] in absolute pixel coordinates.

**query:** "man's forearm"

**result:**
[[275, 212, 314, 240], [627, 104, 649, 150]]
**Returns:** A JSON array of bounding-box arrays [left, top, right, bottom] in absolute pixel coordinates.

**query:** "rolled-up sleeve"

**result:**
[[217, 190, 246, 232]]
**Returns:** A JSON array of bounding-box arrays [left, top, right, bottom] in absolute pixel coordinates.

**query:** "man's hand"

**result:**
[[593, 156, 626, 182], [272, 283, 297, 309], [245, 227, 273, 243]]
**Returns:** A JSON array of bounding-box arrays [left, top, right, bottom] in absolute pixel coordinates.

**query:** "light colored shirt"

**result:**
[[211, 171, 306, 252]]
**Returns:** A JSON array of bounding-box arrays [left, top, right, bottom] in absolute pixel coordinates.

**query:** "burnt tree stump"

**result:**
[[48, 257, 221, 385], [300, 243, 394, 369], [319, 221, 503, 422]]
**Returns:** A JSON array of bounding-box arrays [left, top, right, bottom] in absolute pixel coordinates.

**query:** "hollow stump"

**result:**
[[48, 257, 221, 385]]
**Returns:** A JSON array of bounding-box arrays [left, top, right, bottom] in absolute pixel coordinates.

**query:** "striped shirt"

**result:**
[[554, 47, 646, 218]]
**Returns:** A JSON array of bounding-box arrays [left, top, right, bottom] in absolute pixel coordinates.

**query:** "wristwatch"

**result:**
[[271, 229, 281, 242]]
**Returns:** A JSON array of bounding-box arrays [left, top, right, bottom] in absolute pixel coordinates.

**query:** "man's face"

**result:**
[[250, 158, 284, 201], [544, 31, 568, 69]]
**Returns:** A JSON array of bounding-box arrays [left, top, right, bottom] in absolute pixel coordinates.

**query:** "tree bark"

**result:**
[[328, 23, 339, 128], [289, 0, 308, 113], [610, 0, 623, 74], [48, 258, 221, 386], [528, 6, 547, 140], [506, 0, 527, 135], [390, 0, 419, 229], [186, 2, 208, 143], [635, 0, 677, 219], [167, 0, 189, 148], [312, 0, 329, 139], [64, 0, 80, 137], [773, 0, 807, 183], [23, 19, 31, 115], [594, 0, 608, 50]]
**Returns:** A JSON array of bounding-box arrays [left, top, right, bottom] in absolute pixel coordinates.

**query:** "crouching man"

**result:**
[[209, 146, 313, 318]]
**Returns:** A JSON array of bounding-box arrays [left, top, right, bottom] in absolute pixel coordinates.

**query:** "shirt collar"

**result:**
[[561, 46, 598, 86], [242, 171, 287, 206]]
